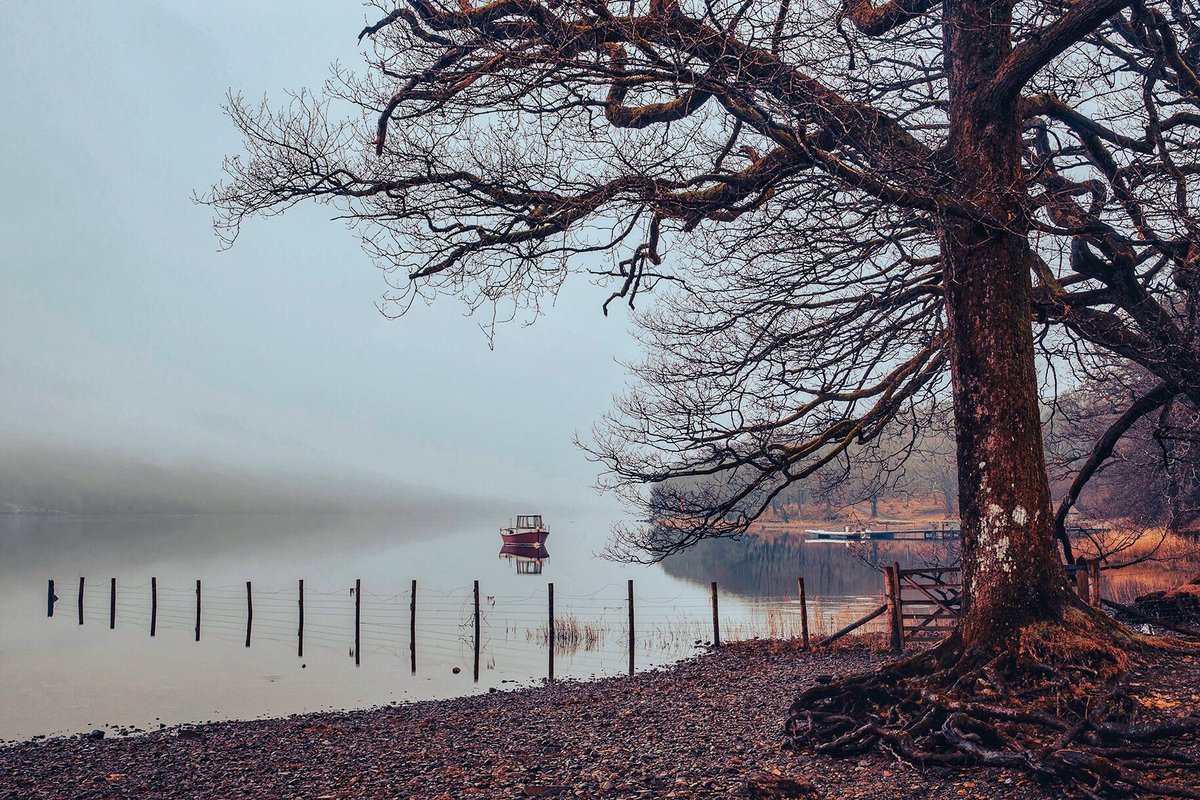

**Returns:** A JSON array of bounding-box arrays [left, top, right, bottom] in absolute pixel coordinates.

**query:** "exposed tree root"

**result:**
[[1128, 574, 1200, 628], [785, 609, 1200, 798]]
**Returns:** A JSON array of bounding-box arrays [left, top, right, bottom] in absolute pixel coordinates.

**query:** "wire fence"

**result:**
[[47, 576, 889, 680]]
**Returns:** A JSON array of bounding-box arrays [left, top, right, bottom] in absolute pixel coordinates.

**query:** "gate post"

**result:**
[[886, 563, 903, 653]]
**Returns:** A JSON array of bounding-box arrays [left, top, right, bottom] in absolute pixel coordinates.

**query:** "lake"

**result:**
[[0, 511, 890, 741]]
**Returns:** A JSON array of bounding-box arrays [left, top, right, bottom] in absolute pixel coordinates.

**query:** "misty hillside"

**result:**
[[0, 440, 481, 516]]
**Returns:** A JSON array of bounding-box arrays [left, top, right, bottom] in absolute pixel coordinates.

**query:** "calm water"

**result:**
[[0, 512, 890, 741]]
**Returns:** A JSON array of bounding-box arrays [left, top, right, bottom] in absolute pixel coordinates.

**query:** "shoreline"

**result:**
[[0, 640, 1092, 800]]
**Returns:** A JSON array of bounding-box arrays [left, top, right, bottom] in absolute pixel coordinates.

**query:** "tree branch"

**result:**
[[991, 0, 1134, 103], [1053, 381, 1177, 560], [840, 0, 936, 37]]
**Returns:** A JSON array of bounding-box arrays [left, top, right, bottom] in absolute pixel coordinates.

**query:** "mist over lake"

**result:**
[[2, 508, 894, 741]]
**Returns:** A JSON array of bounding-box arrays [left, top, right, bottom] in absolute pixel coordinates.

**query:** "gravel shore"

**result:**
[[0, 640, 1156, 799]]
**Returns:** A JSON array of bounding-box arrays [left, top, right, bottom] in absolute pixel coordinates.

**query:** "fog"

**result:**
[[0, 436, 504, 517], [0, 4, 639, 521]]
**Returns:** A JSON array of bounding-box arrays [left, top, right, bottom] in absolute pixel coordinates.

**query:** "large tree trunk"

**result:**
[[791, 5, 1197, 790], [939, 0, 1071, 646]]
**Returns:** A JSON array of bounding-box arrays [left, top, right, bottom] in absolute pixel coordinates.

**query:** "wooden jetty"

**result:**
[[805, 522, 960, 542], [805, 522, 1107, 543]]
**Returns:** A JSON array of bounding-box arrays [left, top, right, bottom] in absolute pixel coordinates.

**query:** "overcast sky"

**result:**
[[0, 3, 641, 512]]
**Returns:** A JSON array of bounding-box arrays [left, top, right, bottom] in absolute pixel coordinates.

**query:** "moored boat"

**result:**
[[501, 514, 550, 546]]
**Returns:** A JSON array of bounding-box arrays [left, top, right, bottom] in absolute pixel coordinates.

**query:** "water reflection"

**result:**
[[5, 513, 899, 741], [661, 532, 956, 598], [499, 543, 550, 574]]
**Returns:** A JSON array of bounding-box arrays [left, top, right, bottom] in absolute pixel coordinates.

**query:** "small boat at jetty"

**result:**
[[501, 514, 550, 546], [805, 522, 961, 542], [804, 521, 1106, 543]]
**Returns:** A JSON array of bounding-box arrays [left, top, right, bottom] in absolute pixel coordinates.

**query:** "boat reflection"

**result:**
[[499, 542, 550, 574]]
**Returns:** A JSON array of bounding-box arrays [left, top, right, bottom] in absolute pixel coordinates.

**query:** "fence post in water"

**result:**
[[150, 577, 157, 637], [78, 577, 85, 625], [410, 579, 417, 674], [886, 564, 903, 653], [627, 579, 635, 676], [47, 579, 55, 618], [548, 582, 555, 682], [297, 579, 304, 658], [797, 577, 810, 650], [110, 578, 116, 629], [354, 578, 361, 666], [710, 582, 720, 647], [473, 579, 481, 682], [245, 581, 253, 648], [195, 579, 201, 642]]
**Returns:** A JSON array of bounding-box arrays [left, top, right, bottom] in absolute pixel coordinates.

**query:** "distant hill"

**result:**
[[0, 439, 490, 517]]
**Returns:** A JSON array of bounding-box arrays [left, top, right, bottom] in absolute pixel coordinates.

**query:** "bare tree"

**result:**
[[207, 0, 1200, 790], [1054, 363, 1200, 534]]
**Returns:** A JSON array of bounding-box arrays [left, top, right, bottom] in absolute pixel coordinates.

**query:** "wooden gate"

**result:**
[[884, 564, 961, 650], [883, 560, 1101, 651]]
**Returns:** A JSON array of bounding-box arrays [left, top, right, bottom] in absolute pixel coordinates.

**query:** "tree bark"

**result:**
[[939, 0, 1071, 645]]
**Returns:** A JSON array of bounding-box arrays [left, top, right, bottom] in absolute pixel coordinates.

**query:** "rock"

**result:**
[[745, 773, 820, 799]]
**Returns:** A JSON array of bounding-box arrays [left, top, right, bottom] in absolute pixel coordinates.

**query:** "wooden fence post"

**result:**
[[195, 580, 202, 641], [886, 564, 903, 652], [410, 579, 417, 674], [109, 578, 116, 629], [627, 579, 635, 676], [354, 578, 361, 666], [1074, 556, 1090, 602], [297, 579, 304, 658], [150, 577, 157, 637], [78, 577, 85, 625], [245, 581, 253, 648], [1089, 560, 1102, 607], [473, 580, 481, 682], [798, 577, 810, 650], [548, 582, 555, 682], [47, 579, 55, 618], [710, 581, 720, 647]]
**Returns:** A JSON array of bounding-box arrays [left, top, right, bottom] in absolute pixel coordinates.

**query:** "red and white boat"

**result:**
[[500, 514, 550, 546]]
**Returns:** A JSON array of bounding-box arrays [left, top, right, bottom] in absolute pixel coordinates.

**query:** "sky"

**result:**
[[0, 3, 642, 513]]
